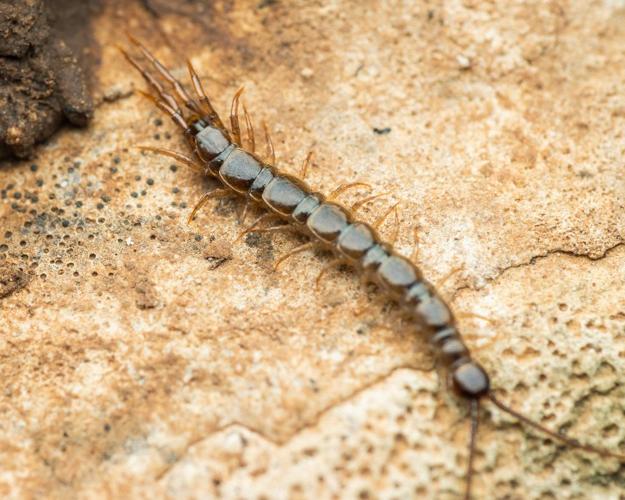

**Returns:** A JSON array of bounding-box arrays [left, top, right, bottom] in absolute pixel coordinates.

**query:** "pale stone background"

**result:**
[[1, 1, 625, 498]]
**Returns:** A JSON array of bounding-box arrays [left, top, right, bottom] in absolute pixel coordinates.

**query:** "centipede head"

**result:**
[[452, 360, 490, 399], [186, 117, 231, 162]]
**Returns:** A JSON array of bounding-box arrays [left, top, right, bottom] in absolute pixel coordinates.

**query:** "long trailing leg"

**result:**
[[137, 146, 203, 173], [230, 87, 245, 146], [186, 59, 226, 130], [487, 393, 625, 461], [188, 189, 232, 223], [127, 33, 203, 116]]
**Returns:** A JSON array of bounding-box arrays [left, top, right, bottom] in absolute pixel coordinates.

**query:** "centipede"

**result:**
[[120, 36, 624, 499]]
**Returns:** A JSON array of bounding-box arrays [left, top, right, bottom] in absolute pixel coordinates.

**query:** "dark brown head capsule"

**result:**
[[191, 119, 231, 161], [452, 361, 490, 398]]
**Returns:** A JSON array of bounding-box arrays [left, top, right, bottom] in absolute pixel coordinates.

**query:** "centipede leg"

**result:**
[[187, 60, 226, 130], [127, 34, 203, 115], [315, 259, 349, 290], [436, 265, 465, 291], [247, 224, 297, 235], [299, 151, 313, 179], [373, 202, 400, 231], [262, 121, 276, 165], [238, 200, 250, 225], [243, 104, 256, 153], [274, 242, 315, 271], [350, 191, 391, 213], [137, 146, 203, 173], [327, 182, 372, 202], [411, 225, 420, 264], [234, 212, 282, 242], [456, 312, 496, 326], [188, 189, 232, 223], [230, 87, 245, 147]]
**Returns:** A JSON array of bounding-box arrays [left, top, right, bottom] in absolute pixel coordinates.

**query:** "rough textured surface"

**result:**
[[1, 1, 625, 498], [0, 0, 94, 159]]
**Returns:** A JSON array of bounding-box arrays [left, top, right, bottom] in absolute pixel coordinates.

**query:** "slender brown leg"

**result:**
[[455, 312, 496, 325], [230, 87, 245, 146], [373, 202, 400, 230], [239, 200, 250, 225], [234, 213, 282, 242], [350, 191, 391, 212], [388, 205, 400, 245], [299, 151, 313, 179], [326, 182, 371, 202], [262, 121, 276, 165], [188, 189, 231, 223], [436, 265, 465, 290], [137, 146, 203, 173], [186, 59, 226, 129], [315, 259, 349, 290], [249, 225, 297, 235], [411, 225, 420, 264], [127, 34, 203, 115], [243, 104, 256, 153], [274, 242, 315, 271]]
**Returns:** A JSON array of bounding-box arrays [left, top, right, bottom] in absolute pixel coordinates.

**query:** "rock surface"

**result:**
[[1, 1, 625, 498]]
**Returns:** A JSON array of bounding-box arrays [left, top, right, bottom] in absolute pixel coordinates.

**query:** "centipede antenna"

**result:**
[[465, 398, 480, 500], [186, 59, 227, 130], [487, 393, 625, 460], [127, 33, 203, 116], [135, 90, 189, 130], [119, 46, 184, 116]]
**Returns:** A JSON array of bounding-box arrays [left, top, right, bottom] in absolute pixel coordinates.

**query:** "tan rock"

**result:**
[[1, 1, 624, 499]]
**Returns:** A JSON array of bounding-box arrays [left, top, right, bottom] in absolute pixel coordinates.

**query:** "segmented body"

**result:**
[[193, 117, 489, 397], [121, 38, 624, 499]]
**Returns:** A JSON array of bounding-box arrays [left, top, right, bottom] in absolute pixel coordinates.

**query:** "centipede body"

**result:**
[[121, 38, 625, 499]]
